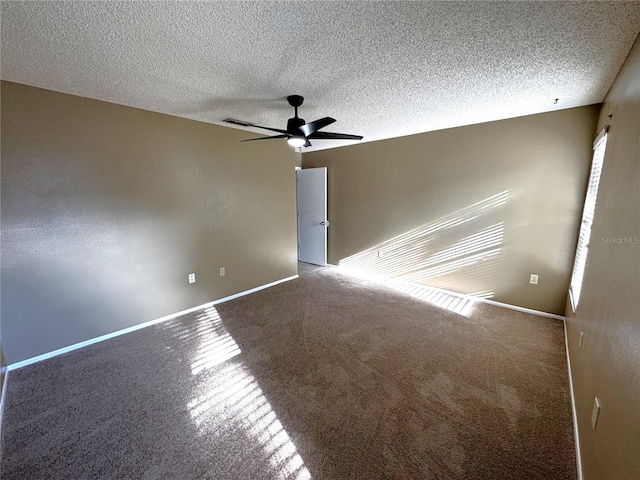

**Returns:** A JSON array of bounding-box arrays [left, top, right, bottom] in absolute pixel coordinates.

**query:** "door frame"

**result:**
[[295, 166, 328, 266]]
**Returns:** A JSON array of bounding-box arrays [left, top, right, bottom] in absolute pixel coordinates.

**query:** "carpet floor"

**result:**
[[1, 264, 576, 479]]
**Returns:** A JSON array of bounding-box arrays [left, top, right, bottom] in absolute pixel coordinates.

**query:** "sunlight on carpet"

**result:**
[[337, 266, 477, 316], [187, 307, 311, 480]]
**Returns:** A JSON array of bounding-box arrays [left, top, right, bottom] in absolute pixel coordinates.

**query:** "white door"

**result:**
[[297, 167, 328, 266]]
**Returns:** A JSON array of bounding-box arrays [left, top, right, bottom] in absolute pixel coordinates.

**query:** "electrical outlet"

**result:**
[[591, 397, 601, 429], [220, 267, 225, 276], [378, 249, 384, 259], [579, 331, 584, 349], [188, 273, 196, 284], [530, 274, 539, 285]]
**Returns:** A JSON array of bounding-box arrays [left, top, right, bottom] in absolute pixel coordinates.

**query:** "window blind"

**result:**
[[569, 128, 608, 311]]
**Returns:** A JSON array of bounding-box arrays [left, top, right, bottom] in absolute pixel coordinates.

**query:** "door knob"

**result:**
[[321, 221, 329, 227]]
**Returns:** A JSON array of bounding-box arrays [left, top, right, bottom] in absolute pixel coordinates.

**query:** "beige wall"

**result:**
[[1, 81, 299, 364], [565, 36, 640, 480], [304, 106, 600, 315]]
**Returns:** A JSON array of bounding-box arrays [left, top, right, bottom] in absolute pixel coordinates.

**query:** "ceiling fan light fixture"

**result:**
[[287, 136, 306, 148]]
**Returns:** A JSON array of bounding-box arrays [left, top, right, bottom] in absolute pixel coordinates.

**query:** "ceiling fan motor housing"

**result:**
[[287, 116, 305, 135]]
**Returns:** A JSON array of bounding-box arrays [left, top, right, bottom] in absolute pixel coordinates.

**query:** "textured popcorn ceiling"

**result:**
[[2, 1, 640, 152]]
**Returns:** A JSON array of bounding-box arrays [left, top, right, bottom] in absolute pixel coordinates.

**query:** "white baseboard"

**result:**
[[473, 297, 565, 321], [7, 274, 299, 372], [563, 318, 583, 480], [0, 368, 9, 440]]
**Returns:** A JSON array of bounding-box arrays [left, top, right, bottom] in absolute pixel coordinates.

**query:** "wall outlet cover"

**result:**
[[530, 274, 539, 285], [220, 267, 225, 276], [188, 273, 196, 284]]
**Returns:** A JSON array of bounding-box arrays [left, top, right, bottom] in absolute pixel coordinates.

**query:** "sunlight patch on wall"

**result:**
[[338, 191, 508, 294], [397, 224, 503, 283]]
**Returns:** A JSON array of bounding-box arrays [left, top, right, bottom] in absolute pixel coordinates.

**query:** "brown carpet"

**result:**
[[1, 264, 576, 479]]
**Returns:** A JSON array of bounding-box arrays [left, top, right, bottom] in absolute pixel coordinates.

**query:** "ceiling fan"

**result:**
[[223, 95, 363, 148]]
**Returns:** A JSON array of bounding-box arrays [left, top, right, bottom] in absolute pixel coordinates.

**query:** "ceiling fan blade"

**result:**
[[307, 131, 363, 141], [241, 134, 289, 142], [299, 117, 336, 137], [223, 118, 289, 135]]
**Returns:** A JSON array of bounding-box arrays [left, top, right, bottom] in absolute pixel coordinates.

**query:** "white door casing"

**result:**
[[296, 167, 328, 266]]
